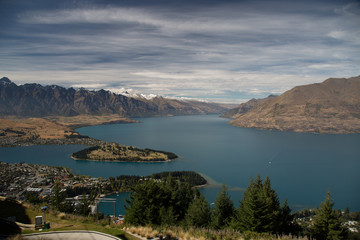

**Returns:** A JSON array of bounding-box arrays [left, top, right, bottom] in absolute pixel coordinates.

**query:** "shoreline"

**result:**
[[0, 115, 139, 148], [71, 155, 173, 163], [0, 137, 107, 148], [71, 143, 178, 163], [193, 183, 208, 189], [67, 118, 141, 130]]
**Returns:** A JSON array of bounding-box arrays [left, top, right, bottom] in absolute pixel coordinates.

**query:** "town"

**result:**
[[0, 161, 107, 204], [0, 161, 207, 214], [0, 160, 359, 239]]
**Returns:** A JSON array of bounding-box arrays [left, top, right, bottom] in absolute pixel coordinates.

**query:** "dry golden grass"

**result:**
[[0, 118, 77, 140], [57, 213, 66, 219], [47, 114, 138, 128], [83, 144, 169, 161], [0, 114, 138, 142], [124, 225, 309, 240]]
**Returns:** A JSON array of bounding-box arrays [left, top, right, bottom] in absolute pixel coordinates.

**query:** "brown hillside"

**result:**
[[0, 118, 79, 140], [227, 76, 360, 134]]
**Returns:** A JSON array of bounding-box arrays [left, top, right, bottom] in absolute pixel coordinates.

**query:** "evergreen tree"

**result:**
[[185, 193, 211, 227], [278, 199, 298, 235], [124, 180, 163, 225], [235, 175, 293, 234], [159, 206, 177, 226], [51, 181, 66, 211], [211, 185, 235, 229], [164, 174, 193, 222], [124, 175, 195, 226], [60, 199, 75, 213], [261, 176, 280, 231], [25, 192, 42, 204], [76, 194, 90, 216], [124, 192, 148, 225], [311, 191, 347, 240], [236, 175, 266, 232]]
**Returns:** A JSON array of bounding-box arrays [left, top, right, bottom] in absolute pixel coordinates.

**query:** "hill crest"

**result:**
[[223, 76, 360, 134]]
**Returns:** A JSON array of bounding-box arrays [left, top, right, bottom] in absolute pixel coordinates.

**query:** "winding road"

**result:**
[[23, 230, 122, 240]]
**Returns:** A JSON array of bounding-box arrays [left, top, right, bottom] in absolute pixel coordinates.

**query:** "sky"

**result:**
[[1, 0, 359, 103]]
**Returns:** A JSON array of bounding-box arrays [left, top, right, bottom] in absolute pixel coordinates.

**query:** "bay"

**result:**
[[1, 115, 360, 215]]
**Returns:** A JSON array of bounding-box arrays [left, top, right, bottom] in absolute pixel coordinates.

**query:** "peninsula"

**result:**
[[0, 116, 134, 147], [72, 143, 178, 162]]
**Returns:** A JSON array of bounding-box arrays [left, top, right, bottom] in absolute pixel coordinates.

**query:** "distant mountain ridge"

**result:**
[[0, 77, 228, 117], [221, 95, 278, 118], [223, 76, 360, 134]]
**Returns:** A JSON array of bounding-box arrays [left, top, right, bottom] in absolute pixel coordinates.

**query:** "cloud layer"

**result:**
[[1, 0, 359, 103]]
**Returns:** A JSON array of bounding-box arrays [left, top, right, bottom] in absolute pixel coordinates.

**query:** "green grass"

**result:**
[[0, 198, 139, 240], [21, 212, 139, 240]]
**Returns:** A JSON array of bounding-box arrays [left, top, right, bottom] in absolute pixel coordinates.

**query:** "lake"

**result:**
[[1, 114, 360, 215]]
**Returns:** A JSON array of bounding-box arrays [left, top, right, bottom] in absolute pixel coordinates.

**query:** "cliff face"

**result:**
[[223, 76, 360, 134], [0, 77, 227, 117]]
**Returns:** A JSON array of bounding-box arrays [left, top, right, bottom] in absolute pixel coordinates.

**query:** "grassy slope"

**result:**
[[46, 114, 138, 129], [0, 118, 78, 140], [0, 115, 138, 141], [0, 198, 139, 240]]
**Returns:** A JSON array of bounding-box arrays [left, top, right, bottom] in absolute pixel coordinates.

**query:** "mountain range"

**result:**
[[223, 76, 360, 134], [2, 76, 360, 134], [0, 77, 228, 117]]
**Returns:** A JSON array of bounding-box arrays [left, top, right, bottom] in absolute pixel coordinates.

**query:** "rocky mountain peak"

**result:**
[[0, 77, 13, 85], [0, 77, 229, 117]]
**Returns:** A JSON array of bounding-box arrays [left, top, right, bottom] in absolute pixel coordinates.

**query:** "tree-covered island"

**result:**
[[72, 143, 178, 162]]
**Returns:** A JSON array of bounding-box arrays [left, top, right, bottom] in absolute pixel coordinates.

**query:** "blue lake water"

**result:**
[[1, 115, 360, 215]]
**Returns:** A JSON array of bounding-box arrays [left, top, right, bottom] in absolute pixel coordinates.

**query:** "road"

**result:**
[[23, 230, 122, 240]]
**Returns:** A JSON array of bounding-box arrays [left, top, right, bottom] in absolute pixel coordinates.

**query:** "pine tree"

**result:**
[[51, 181, 65, 211], [159, 206, 177, 226], [278, 199, 298, 235], [235, 175, 293, 234], [261, 176, 280, 231], [236, 175, 266, 232], [211, 185, 235, 229], [311, 191, 347, 240], [185, 193, 211, 227], [124, 194, 147, 225], [124, 176, 195, 226], [166, 175, 193, 222], [124, 180, 163, 225], [77, 194, 90, 216]]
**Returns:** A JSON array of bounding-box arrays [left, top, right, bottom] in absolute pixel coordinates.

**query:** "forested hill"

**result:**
[[150, 171, 207, 186], [0, 77, 228, 117], [223, 76, 360, 134]]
